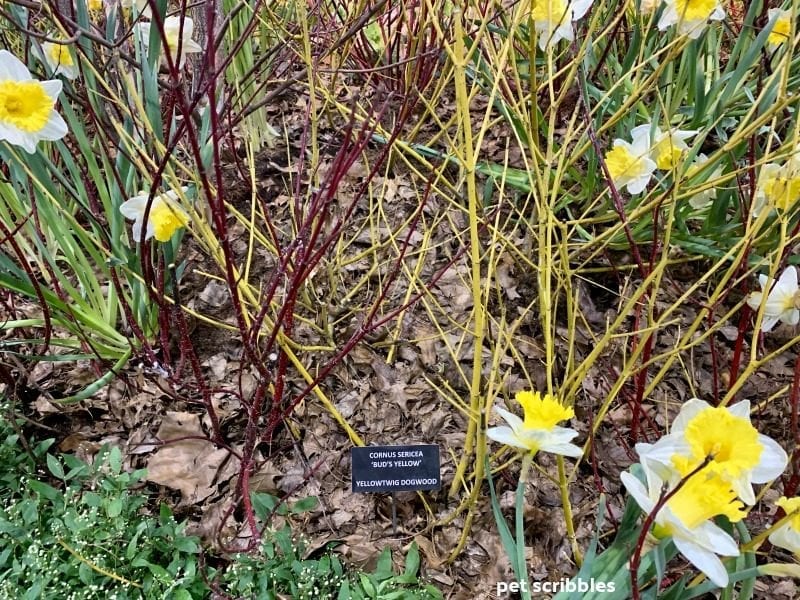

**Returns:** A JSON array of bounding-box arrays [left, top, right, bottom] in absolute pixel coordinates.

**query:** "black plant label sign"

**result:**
[[351, 444, 441, 493]]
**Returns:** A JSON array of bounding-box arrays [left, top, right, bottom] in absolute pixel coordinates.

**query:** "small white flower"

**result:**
[[657, 0, 725, 38], [0, 50, 68, 153], [135, 16, 202, 69], [119, 188, 190, 243], [531, 0, 594, 50], [746, 266, 800, 332], [604, 124, 657, 194]]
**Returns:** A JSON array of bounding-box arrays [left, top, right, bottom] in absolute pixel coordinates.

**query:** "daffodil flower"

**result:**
[[121, 0, 150, 16], [637, 0, 661, 16], [0, 50, 68, 154], [635, 399, 788, 505], [604, 124, 657, 194], [657, 0, 725, 38], [135, 16, 202, 69], [767, 8, 793, 49], [486, 390, 583, 457], [621, 456, 744, 588], [746, 267, 800, 333], [120, 188, 191, 243], [753, 157, 800, 215], [769, 497, 800, 557], [531, 0, 594, 50], [651, 126, 697, 170], [38, 42, 78, 80], [686, 154, 724, 210]]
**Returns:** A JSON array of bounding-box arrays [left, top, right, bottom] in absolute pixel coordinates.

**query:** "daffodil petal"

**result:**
[[542, 441, 583, 457], [761, 315, 780, 332], [727, 400, 751, 420], [494, 406, 523, 431], [670, 398, 710, 433], [0, 50, 32, 80], [751, 435, 788, 482], [673, 537, 730, 588], [37, 112, 69, 141], [486, 426, 527, 450], [621, 471, 656, 513]]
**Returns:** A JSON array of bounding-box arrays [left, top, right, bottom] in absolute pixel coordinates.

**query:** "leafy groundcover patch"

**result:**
[[0, 411, 441, 600]]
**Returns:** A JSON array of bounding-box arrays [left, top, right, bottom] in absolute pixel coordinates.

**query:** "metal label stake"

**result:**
[[391, 492, 397, 535]]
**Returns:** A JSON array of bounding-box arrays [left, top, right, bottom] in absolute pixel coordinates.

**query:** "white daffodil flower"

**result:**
[[767, 8, 793, 50], [753, 157, 800, 216], [769, 496, 800, 557], [121, 0, 150, 16], [686, 154, 724, 210], [621, 456, 743, 588], [604, 124, 657, 194], [657, 0, 725, 39], [747, 267, 800, 333], [0, 50, 68, 154], [135, 16, 202, 69], [120, 188, 191, 243], [634, 399, 788, 505], [486, 390, 583, 457], [531, 0, 594, 50], [651, 126, 697, 170], [38, 42, 78, 80], [637, 0, 661, 16]]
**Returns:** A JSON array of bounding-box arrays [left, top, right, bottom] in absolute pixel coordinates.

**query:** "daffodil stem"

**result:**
[[557, 455, 581, 567], [516, 453, 534, 600]]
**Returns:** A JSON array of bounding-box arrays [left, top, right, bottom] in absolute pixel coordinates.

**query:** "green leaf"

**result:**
[[46, 454, 65, 480], [290, 496, 318, 514], [359, 573, 377, 598], [28, 480, 60, 502], [106, 497, 123, 518], [173, 536, 200, 553], [374, 547, 393, 579], [404, 541, 420, 577], [108, 446, 123, 475], [251, 492, 280, 521]]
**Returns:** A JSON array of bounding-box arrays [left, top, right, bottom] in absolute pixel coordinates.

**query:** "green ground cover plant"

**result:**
[[0, 405, 440, 598]]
